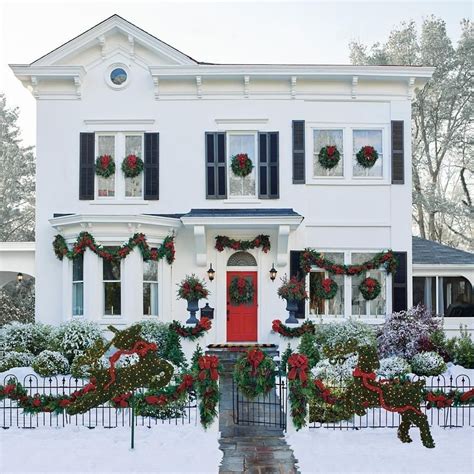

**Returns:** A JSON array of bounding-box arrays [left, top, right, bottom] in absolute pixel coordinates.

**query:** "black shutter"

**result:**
[[292, 120, 305, 184], [392, 251, 408, 312], [391, 121, 404, 184], [79, 133, 95, 200], [206, 132, 226, 199], [144, 133, 159, 200], [258, 132, 279, 199], [290, 250, 305, 319]]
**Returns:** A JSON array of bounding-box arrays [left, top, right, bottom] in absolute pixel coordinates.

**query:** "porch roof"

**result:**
[[413, 236, 474, 265]]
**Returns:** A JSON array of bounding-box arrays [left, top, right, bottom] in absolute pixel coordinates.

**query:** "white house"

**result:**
[[10, 15, 434, 345]]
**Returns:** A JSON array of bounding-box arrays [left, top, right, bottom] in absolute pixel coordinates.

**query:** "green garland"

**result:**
[[272, 319, 315, 338], [215, 234, 270, 253], [359, 277, 381, 300], [53, 232, 175, 264], [318, 145, 341, 169], [170, 317, 212, 340], [229, 276, 254, 305], [356, 145, 379, 168], [121, 154, 144, 178], [231, 153, 253, 177]]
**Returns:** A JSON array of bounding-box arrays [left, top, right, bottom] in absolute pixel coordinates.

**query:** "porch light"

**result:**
[[16, 272, 23, 283], [207, 263, 215, 281], [269, 264, 277, 282]]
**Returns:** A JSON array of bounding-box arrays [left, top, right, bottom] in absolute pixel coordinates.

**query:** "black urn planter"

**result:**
[[186, 299, 200, 324], [285, 299, 299, 324]]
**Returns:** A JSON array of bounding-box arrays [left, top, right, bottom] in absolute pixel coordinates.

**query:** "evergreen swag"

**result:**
[[215, 234, 271, 253], [359, 277, 381, 300], [170, 317, 212, 340], [300, 249, 397, 276], [95, 154, 115, 178], [356, 145, 379, 168], [272, 319, 315, 338], [121, 154, 144, 178], [229, 276, 254, 305], [233, 348, 276, 399], [314, 277, 338, 300], [231, 153, 253, 177], [318, 145, 341, 169], [176, 274, 209, 301], [53, 232, 175, 265]]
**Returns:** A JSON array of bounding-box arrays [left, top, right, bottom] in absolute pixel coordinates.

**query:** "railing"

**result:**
[[0, 373, 197, 429]]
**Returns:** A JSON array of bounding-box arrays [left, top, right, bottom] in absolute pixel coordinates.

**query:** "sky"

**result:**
[[0, 0, 471, 147]]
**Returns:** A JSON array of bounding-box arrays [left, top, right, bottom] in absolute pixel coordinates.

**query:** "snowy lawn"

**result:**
[[288, 426, 473, 474], [0, 424, 222, 473]]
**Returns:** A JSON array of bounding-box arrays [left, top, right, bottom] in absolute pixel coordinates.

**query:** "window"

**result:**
[[72, 254, 84, 316], [103, 251, 121, 316], [110, 68, 127, 86], [351, 252, 386, 316], [97, 135, 115, 197], [228, 133, 257, 197], [309, 252, 345, 316], [143, 260, 158, 316], [353, 130, 383, 177], [313, 129, 344, 177], [125, 134, 143, 198], [413, 277, 437, 313]]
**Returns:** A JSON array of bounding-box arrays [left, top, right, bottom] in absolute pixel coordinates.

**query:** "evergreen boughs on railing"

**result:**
[[215, 234, 271, 253], [170, 318, 212, 340], [272, 319, 315, 338]]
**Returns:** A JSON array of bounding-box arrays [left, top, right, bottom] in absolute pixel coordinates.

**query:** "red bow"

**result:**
[[145, 394, 168, 406], [3, 384, 16, 395], [426, 392, 453, 409], [287, 354, 309, 384], [112, 392, 132, 408], [178, 374, 195, 393], [314, 379, 337, 404], [326, 146, 336, 157], [247, 349, 264, 375], [272, 320, 282, 332], [198, 355, 219, 381]]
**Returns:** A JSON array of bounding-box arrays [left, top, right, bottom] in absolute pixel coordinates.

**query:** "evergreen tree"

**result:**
[[162, 328, 187, 370], [298, 332, 320, 369], [280, 343, 293, 375], [190, 343, 204, 372]]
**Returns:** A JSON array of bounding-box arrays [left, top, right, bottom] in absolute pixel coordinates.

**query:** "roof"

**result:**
[[182, 208, 302, 218], [412, 236, 474, 265]]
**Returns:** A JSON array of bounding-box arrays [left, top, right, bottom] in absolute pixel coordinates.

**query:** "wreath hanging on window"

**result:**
[[121, 154, 144, 178], [318, 145, 341, 169], [95, 155, 115, 178], [231, 153, 253, 177], [229, 276, 254, 305], [356, 145, 379, 168], [314, 277, 338, 300], [359, 277, 381, 300]]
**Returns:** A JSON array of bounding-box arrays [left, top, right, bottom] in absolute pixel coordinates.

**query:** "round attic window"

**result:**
[[110, 68, 127, 85]]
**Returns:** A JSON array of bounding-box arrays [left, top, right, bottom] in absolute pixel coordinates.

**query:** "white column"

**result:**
[[122, 247, 142, 323], [84, 248, 101, 322], [62, 258, 71, 322]]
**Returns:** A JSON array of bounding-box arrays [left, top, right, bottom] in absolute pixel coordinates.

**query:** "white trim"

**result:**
[[84, 119, 155, 125], [215, 119, 269, 125]]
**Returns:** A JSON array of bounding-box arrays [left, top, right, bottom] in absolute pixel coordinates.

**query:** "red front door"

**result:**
[[227, 271, 258, 342]]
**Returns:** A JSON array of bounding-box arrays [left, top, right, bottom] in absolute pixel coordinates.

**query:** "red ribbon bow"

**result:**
[[178, 374, 195, 393], [426, 392, 453, 409], [460, 389, 474, 403], [314, 379, 337, 404], [198, 355, 219, 381], [287, 354, 309, 384], [247, 349, 264, 375]]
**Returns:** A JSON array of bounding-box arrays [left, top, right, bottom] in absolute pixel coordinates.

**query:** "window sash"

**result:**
[[313, 129, 344, 177], [227, 132, 258, 198], [352, 129, 383, 178]]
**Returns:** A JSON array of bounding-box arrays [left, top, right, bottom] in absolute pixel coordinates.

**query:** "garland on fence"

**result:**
[[53, 232, 175, 264], [233, 349, 276, 399], [170, 317, 212, 340], [300, 249, 397, 276], [359, 277, 381, 300], [314, 278, 338, 300], [424, 389, 474, 409], [287, 354, 311, 430], [229, 276, 254, 305], [272, 319, 315, 338], [215, 234, 271, 253]]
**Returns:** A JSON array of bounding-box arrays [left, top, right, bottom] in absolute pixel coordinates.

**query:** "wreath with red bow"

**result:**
[[314, 277, 338, 300], [229, 276, 254, 305], [356, 145, 379, 168], [359, 277, 381, 300], [233, 348, 276, 399], [318, 145, 341, 169], [121, 154, 144, 178], [95, 154, 115, 178], [231, 153, 253, 177]]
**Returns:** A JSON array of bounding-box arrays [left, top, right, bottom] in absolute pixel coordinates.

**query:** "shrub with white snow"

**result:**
[[31, 350, 70, 377], [0, 322, 53, 355], [377, 356, 411, 379], [312, 354, 358, 387], [115, 353, 140, 368], [411, 351, 447, 376], [137, 320, 169, 348], [70, 355, 109, 379], [0, 351, 34, 372]]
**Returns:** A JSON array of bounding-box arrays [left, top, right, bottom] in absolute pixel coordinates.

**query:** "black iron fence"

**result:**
[[0, 373, 197, 429]]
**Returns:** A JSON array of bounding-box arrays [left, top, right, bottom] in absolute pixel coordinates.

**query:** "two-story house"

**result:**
[[10, 15, 434, 344]]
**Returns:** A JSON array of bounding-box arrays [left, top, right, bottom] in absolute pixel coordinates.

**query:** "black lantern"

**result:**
[[207, 263, 215, 281], [269, 264, 277, 281], [200, 302, 214, 320], [17, 272, 23, 283]]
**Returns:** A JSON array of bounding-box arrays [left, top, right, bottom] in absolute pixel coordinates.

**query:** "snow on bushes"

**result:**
[[31, 350, 70, 377], [0, 351, 34, 372], [377, 356, 411, 379], [137, 320, 169, 348], [312, 355, 358, 387], [0, 322, 52, 355], [70, 355, 109, 379], [411, 351, 447, 376], [315, 320, 376, 351]]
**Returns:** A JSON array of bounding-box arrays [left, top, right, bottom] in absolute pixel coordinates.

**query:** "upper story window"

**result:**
[[72, 254, 84, 316], [110, 68, 127, 86], [97, 135, 116, 197], [228, 133, 257, 198], [353, 129, 383, 178], [313, 129, 344, 177]]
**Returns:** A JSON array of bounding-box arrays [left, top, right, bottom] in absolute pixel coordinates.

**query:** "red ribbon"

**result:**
[[426, 392, 453, 408], [247, 349, 264, 376], [178, 374, 195, 393], [353, 367, 423, 415], [314, 379, 337, 404], [460, 389, 474, 403], [198, 355, 219, 381], [287, 354, 309, 384]]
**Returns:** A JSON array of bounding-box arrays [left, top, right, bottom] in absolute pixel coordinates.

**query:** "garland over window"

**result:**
[[215, 234, 270, 253], [53, 232, 175, 265], [300, 249, 397, 276], [229, 277, 254, 305]]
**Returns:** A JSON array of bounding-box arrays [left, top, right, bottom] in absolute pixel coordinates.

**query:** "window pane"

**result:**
[[353, 130, 383, 177], [143, 260, 158, 281], [125, 176, 142, 197], [229, 134, 256, 197], [103, 256, 120, 280], [98, 136, 115, 156], [143, 282, 159, 316], [72, 283, 84, 316], [124, 136, 143, 197], [72, 254, 84, 281], [125, 135, 142, 156], [97, 136, 115, 197], [313, 129, 344, 177], [104, 282, 121, 315]]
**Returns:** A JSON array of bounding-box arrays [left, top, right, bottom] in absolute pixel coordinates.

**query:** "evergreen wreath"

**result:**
[[229, 277, 254, 305], [121, 154, 144, 178], [231, 153, 253, 177], [215, 234, 271, 253], [356, 145, 379, 168], [95, 154, 115, 178], [318, 145, 341, 169], [314, 277, 338, 300], [233, 348, 276, 399], [170, 317, 212, 340], [359, 277, 381, 300], [272, 319, 315, 338]]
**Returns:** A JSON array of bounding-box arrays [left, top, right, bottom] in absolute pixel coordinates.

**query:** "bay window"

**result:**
[[143, 260, 159, 316], [228, 133, 257, 198], [72, 254, 84, 316], [353, 129, 383, 178], [313, 129, 344, 177], [103, 251, 121, 316]]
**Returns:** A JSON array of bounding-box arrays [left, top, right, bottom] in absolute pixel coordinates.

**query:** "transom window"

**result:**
[[143, 260, 159, 316], [353, 129, 383, 178], [228, 133, 257, 198], [313, 129, 344, 177]]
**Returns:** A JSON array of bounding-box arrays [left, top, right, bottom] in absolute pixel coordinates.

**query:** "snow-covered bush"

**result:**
[[377, 356, 411, 379], [0, 351, 34, 372], [312, 354, 358, 387], [377, 305, 440, 359], [315, 320, 376, 351], [70, 355, 109, 379], [0, 322, 53, 355], [31, 350, 70, 377], [411, 351, 447, 376], [51, 319, 103, 362], [115, 353, 140, 368], [137, 320, 169, 348]]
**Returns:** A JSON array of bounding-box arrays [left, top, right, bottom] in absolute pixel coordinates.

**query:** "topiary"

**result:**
[[411, 352, 447, 376], [0, 351, 34, 372], [32, 350, 70, 377], [377, 356, 411, 380], [297, 332, 320, 369], [0, 322, 53, 355]]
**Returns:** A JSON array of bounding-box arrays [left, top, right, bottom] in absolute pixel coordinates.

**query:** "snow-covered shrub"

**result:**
[[377, 356, 411, 379], [315, 320, 376, 351], [70, 355, 109, 379], [411, 352, 447, 376], [312, 354, 358, 387], [51, 319, 103, 362], [0, 351, 34, 372], [115, 353, 140, 368], [0, 322, 53, 355], [31, 350, 70, 377], [377, 305, 440, 359], [137, 320, 169, 348]]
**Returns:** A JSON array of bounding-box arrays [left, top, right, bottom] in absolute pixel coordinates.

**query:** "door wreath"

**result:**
[[229, 276, 254, 305]]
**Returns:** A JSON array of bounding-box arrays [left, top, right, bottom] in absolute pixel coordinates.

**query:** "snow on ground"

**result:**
[[288, 426, 473, 474], [0, 424, 222, 474]]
